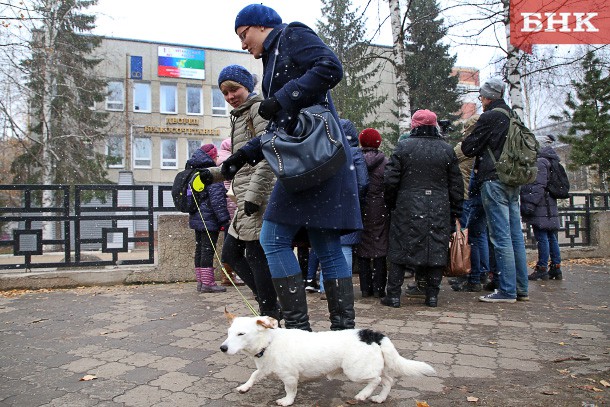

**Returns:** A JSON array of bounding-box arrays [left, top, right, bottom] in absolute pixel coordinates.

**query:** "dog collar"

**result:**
[[254, 348, 266, 358]]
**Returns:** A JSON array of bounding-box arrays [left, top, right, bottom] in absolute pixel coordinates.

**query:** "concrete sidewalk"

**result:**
[[0, 259, 608, 407]]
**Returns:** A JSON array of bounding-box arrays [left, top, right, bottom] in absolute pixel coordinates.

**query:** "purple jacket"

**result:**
[[520, 146, 560, 231]]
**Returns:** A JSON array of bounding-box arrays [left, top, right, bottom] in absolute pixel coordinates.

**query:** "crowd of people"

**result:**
[[184, 3, 564, 331]]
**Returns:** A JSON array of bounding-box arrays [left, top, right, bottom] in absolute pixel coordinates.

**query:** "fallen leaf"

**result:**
[[416, 401, 430, 407], [557, 369, 570, 374], [600, 380, 610, 387], [558, 342, 566, 346], [541, 391, 558, 395], [171, 313, 177, 317], [570, 332, 583, 339], [488, 341, 497, 344], [467, 396, 479, 402], [79, 374, 97, 381], [579, 385, 603, 392], [345, 399, 359, 405]]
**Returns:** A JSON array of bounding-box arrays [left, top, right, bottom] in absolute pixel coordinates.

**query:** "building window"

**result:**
[[212, 86, 227, 116], [133, 82, 151, 113], [160, 83, 177, 114], [186, 85, 203, 115], [133, 137, 152, 168], [106, 81, 124, 111], [106, 136, 124, 168], [161, 139, 178, 169], [187, 139, 202, 158]]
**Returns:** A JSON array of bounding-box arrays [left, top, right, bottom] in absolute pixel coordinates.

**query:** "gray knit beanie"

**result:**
[[480, 77, 505, 99]]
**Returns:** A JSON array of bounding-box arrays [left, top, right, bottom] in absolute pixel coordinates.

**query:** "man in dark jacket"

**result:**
[[461, 77, 529, 303]]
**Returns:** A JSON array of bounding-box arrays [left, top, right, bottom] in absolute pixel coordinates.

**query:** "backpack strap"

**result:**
[[486, 107, 512, 164]]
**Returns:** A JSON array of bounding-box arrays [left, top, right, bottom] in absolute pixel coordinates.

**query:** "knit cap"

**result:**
[[480, 77, 505, 99], [359, 128, 382, 148], [200, 144, 218, 160], [411, 109, 438, 129], [235, 4, 282, 32], [218, 65, 254, 93], [535, 134, 556, 147]]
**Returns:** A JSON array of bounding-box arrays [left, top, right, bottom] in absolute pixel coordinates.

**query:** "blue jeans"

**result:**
[[481, 181, 528, 298], [260, 221, 351, 283], [307, 245, 353, 294], [466, 195, 489, 284], [533, 227, 561, 267], [460, 198, 473, 227]]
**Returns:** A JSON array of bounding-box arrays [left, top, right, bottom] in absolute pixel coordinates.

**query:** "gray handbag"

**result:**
[[261, 104, 346, 193], [260, 29, 346, 193]]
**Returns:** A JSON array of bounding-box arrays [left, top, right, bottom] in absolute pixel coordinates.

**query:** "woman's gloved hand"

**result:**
[[243, 201, 260, 216], [258, 97, 281, 120], [221, 149, 248, 180]]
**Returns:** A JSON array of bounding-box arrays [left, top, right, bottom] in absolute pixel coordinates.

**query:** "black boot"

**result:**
[[272, 274, 311, 331], [548, 263, 562, 280], [425, 267, 443, 307], [324, 277, 356, 330], [528, 265, 549, 281], [405, 272, 427, 298], [357, 257, 374, 297], [380, 263, 406, 308], [372, 257, 387, 298]]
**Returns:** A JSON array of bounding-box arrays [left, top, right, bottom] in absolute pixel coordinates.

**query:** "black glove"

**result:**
[[190, 169, 213, 192], [243, 201, 260, 216], [221, 149, 248, 180], [258, 97, 281, 120]]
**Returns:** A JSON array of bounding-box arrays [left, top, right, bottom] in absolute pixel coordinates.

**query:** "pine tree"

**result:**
[[11, 0, 110, 186], [404, 0, 461, 123], [553, 51, 610, 190], [316, 0, 386, 131]]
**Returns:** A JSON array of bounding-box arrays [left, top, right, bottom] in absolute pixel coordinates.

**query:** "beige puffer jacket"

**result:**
[[228, 95, 276, 241]]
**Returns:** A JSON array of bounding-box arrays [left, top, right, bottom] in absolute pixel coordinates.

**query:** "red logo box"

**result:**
[[511, 0, 610, 52]]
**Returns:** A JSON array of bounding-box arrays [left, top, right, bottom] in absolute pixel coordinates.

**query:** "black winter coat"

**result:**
[[384, 126, 463, 266], [187, 150, 230, 232], [355, 148, 390, 258], [520, 146, 560, 231]]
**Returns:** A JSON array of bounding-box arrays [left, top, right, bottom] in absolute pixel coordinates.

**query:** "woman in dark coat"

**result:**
[[187, 145, 230, 293], [354, 128, 390, 298], [211, 4, 362, 331], [520, 137, 562, 281], [382, 110, 463, 308]]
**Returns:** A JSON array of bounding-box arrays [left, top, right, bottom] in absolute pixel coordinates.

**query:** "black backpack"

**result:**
[[171, 168, 198, 213], [546, 159, 570, 199]]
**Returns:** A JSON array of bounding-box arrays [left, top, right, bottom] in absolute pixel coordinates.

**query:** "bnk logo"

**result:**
[[511, 0, 610, 52]]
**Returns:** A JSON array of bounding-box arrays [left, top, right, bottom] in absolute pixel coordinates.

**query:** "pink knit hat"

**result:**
[[411, 109, 438, 129], [200, 144, 218, 160]]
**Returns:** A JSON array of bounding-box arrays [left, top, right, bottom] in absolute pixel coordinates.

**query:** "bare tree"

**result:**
[[387, 0, 412, 134]]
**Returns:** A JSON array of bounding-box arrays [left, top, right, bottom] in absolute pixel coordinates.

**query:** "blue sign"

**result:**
[[130, 56, 143, 79]]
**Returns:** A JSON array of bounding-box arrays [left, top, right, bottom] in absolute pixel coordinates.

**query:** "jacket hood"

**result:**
[[538, 145, 560, 162], [186, 149, 217, 169], [363, 148, 386, 169]]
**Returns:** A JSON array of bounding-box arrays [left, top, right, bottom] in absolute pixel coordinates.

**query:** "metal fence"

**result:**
[[0, 184, 608, 271]]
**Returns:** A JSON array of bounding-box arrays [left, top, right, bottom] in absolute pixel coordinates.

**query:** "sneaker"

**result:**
[[478, 290, 516, 303], [517, 294, 530, 302], [200, 284, 227, 293], [452, 281, 482, 292], [305, 279, 318, 293]]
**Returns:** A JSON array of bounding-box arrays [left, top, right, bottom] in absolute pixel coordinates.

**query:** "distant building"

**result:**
[[452, 66, 480, 120]]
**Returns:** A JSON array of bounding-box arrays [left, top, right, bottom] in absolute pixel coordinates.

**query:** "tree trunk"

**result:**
[[503, 0, 525, 120], [388, 0, 411, 135]]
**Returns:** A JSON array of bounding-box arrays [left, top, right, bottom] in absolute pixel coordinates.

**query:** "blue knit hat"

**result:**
[[235, 4, 282, 32], [218, 65, 254, 93]]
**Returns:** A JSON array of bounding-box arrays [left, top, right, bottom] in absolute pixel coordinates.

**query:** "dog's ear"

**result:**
[[224, 307, 236, 323], [256, 316, 279, 330]]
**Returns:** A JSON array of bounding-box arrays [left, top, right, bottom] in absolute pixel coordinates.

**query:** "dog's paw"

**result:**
[[235, 384, 251, 393], [275, 397, 295, 406], [370, 395, 387, 403]]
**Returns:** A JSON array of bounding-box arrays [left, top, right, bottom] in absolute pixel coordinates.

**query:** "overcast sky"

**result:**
[[90, 0, 499, 77]]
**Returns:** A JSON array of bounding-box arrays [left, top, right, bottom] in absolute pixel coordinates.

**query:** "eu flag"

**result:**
[[130, 56, 143, 79]]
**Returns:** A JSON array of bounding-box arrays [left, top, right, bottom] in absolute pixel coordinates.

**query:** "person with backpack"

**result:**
[[520, 134, 564, 281], [461, 77, 530, 303], [187, 144, 230, 293]]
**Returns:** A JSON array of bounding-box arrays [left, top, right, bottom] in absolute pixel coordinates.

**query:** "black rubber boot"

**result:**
[[405, 272, 427, 298], [380, 263, 406, 308], [357, 257, 374, 297], [324, 277, 356, 330], [272, 274, 311, 331], [425, 267, 443, 307], [528, 265, 549, 281], [372, 257, 387, 298], [548, 263, 562, 280]]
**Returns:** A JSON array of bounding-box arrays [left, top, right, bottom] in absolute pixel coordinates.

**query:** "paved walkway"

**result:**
[[0, 259, 608, 407]]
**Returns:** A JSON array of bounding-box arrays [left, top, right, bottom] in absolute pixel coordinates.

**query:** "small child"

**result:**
[[187, 144, 230, 293]]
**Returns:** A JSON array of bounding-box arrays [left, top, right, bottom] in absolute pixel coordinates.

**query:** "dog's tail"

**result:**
[[380, 337, 436, 377]]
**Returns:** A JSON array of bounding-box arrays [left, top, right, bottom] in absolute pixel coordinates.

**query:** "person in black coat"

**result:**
[[382, 110, 463, 308], [520, 135, 563, 280], [205, 4, 362, 331], [187, 144, 230, 293]]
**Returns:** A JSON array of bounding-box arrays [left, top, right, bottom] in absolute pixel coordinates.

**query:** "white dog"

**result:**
[[220, 309, 436, 406]]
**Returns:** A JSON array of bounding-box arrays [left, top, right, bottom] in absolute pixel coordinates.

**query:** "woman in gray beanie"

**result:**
[[214, 4, 362, 331]]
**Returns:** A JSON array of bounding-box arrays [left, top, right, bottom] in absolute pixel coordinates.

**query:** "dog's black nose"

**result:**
[[220, 345, 228, 353]]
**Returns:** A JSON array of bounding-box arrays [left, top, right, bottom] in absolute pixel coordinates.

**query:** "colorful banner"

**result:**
[[511, 0, 610, 53], [157, 46, 205, 80], [130, 56, 142, 79]]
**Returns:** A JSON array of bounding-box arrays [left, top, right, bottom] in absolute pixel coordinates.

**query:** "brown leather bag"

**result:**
[[445, 220, 471, 277]]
